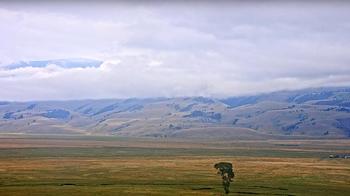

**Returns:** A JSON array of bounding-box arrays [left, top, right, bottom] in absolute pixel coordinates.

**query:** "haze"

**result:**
[[1, 1, 350, 101]]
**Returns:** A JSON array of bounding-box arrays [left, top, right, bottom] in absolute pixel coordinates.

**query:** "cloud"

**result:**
[[0, 1, 350, 100]]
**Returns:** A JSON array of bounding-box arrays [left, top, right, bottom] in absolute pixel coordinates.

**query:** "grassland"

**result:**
[[0, 136, 349, 195]]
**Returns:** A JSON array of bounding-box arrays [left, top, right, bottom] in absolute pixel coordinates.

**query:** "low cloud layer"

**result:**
[[1, 1, 350, 101]]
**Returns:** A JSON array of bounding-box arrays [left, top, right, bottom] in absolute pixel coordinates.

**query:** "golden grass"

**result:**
[[0, 156, 349, 195], [0, 137, 349, 195]]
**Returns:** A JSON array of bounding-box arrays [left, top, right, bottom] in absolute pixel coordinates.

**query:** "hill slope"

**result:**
[[1, 87, 350, 139]]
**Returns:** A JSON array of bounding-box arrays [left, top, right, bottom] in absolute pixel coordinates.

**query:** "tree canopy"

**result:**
[[214, 162, 235, 194]]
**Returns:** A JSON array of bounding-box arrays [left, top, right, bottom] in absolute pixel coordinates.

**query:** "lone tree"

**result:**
[[214, 162, 235, 194]]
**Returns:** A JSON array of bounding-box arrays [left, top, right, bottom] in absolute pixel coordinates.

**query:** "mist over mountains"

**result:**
[[1, 87, 349, 139], [1, 58, 349, 139], [4, 58, 103, 69]]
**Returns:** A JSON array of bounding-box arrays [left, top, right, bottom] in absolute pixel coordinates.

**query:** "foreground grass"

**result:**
[[0, 137, 349, 195]]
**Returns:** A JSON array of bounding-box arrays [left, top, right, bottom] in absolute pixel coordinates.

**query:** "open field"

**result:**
[[0, 136, 349, 195]]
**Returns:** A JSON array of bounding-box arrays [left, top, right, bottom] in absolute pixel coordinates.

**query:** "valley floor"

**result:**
[[0, 136, 349, 195]]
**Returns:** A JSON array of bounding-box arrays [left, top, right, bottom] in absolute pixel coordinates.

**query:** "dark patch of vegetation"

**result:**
[[170, 104, 181, 111], [336, 107, 350, 113], [191, 187, 213, 190], [282, 121, 302, 133], [93, 103, 144, 116], [184, 110, 204, 118], [335, 118, 350, 136], [322, 107, 335, 111], [42, 109, 70, 119], [192, 97, 215, 104], [60, 183, 77, 186], [93, 103, 119, 116], [184, 111, 221, 121], [298, 113, 308, 121], [3, 112, 23, 120], [235, 192, 295, 196], [293, 91, 333, 104], [74, 103, 89, 111], [250, 185, 288, 190], [179, 103, 197, 112], [168, 124, 181, 130], [275, 144, 299, 147], [235, 191, 261, 195], [112, 123, 131, 132], [340, 102, 350, 107], [315, 100, 350, 108], [100, 183, 114, 186], [329, 154, 350, 159], [221, 96, 260, 108], [26, 104, 36, 110], [3, 112, 14, 119], [126, 104, 143, 112], [214, 162, 235, 194], [288, 105, 296, 109], [315, 100, 342, 106]]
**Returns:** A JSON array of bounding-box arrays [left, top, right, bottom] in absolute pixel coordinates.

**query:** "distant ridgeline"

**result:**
[[4, 58, 103, 69], [0, 87, 349, 138]]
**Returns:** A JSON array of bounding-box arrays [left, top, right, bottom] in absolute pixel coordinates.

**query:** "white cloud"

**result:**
[[0, 1, 350, 100]]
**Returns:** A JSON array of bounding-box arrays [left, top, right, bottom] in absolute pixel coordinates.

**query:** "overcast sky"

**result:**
[[1, 1, 350, 101]]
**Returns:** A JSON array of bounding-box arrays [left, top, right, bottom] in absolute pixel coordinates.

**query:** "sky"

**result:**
[[0, 1, 350, 101]]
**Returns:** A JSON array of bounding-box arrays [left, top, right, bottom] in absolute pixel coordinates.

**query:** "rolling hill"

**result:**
[[0, 87, 350, 139]]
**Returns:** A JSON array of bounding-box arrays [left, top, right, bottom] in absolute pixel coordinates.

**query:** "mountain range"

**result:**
[[1, 87, 350, 139], [3, 58, 103, 69]]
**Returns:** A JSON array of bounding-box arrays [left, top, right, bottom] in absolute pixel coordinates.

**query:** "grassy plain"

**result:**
[[0, 136, 349, 195]]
